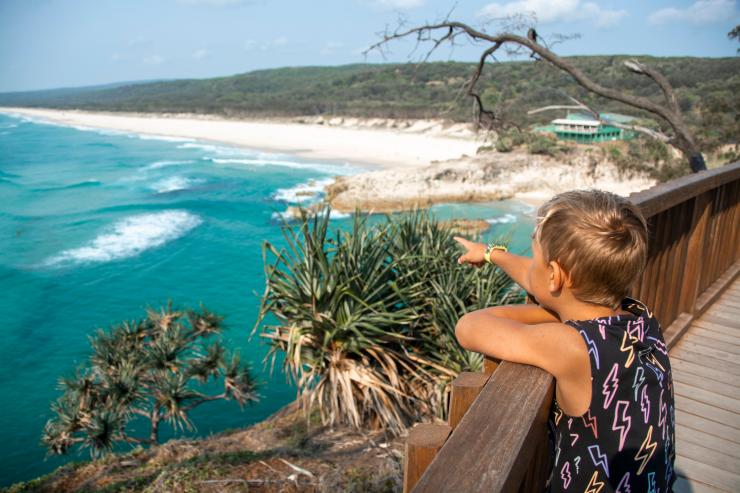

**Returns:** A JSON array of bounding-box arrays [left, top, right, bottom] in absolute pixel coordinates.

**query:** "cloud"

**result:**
[[143, 55, 165, 65], [244, 37, 289, 51], [192, 48, 210, 59], [648, 0, 737, 25], [321, 41, 345, 55], [478, 0, 627, 27], [364, 0, 424, 9]]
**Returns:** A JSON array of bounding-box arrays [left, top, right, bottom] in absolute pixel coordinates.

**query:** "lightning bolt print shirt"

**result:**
[[545, 297, 676, 493]]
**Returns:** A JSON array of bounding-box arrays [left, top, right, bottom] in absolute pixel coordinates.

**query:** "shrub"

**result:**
[[42, 304, 258, 458], [252, 206, 521, 434], [495, 138, 513, 153], [527, 135, 558, 156]]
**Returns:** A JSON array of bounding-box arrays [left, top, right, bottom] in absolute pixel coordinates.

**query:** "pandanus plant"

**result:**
[[252, 205, 523, 434], [42, 303, 258, 458]]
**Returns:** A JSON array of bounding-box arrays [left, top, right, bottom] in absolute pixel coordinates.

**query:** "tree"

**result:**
[[729, 24, 740, 53], [42, 303, 259, 458], [365, 14, 708, 173]]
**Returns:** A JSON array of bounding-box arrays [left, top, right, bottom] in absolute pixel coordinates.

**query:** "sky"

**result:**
[[0, 0, 738, 92]]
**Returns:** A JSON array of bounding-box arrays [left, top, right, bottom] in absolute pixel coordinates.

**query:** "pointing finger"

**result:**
[[453, 236, 469, 246]]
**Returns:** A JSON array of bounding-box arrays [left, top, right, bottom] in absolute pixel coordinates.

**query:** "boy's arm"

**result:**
[[453, 236, 533, 293], [455, 309, 586, 380], [483, 303, 562, 324]]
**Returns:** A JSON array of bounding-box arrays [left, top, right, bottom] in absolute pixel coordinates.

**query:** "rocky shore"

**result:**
[[315, 148, 658, 215]]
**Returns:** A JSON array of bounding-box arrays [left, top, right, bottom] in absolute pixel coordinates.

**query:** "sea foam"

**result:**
[[137, 134, 194, 143], [150, 176, 201, 193], [210, 157, 354, 175], [485, 213, 517, 225], [145, 160, 195, 170], [45, 210, 202, 266], [270, 208, 350, 221], [272, 177, 335, 203]]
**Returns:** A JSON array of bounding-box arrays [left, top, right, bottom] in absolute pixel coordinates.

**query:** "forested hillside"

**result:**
[[1, 57, 737, 149]]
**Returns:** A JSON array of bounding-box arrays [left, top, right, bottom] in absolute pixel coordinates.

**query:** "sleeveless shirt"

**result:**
[[545, 296, 676, 493]]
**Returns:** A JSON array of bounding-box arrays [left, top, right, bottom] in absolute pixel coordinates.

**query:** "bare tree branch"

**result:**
[[364, 20, 707, 172]]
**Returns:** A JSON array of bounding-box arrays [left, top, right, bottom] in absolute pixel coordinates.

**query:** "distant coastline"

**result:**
[[1, 107, 658, 214], [0, 107, 482, 171]]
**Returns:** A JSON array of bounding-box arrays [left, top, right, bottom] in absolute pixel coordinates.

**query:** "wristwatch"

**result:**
[[484, 242, 508, 264]]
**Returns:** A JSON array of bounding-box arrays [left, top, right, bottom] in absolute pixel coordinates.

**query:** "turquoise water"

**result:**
[[0, 112, 536, 486]]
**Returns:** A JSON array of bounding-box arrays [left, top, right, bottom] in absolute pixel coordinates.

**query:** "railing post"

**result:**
[[484, 356, 500, 375], [403, 423, 451, 493], [448, 372, 489, 430], [678, 191, 712, 315]]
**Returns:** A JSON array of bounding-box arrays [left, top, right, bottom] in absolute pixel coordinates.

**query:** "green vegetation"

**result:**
[[42, 303, 258, 458], [252, 205, 522, 434], [599, 137, 690, 182], [1, 57, 737, 151]]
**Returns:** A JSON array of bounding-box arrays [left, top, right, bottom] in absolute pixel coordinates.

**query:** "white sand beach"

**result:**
[[1, 107, 658, 213], [0, 107, 483, 170]]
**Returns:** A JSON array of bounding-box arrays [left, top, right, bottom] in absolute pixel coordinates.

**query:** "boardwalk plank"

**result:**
[[712, 301, 740, 314], [670, 357, 740, 389], [674, 394, 740, 430], [691, 315, 740, 337], [718, 289, 740, 299], [706, 298, 740, 310], [672, 371, 740, 400], [673, 381, 740, 414], [673, 476, 727, 493], [699, 314, 740, 331], [669, 348, 740, 376], [675, 436, 740, 477], [674, 455, 740, 492], [687, 326, 740, 346], [716, 296, 740, 307], [675, 409, 740, 444], [677, 424, 740, 460], [705, 305, 740, 320], [717, 291, 740, 304], [681, 333, 740, 355], [672, 341, 740, 366]]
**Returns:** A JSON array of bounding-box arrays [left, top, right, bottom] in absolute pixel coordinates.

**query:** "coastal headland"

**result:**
[[1, 107, 658, 214]]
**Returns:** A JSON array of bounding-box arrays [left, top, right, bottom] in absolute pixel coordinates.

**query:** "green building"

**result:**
[[535, 112, 636, 144]]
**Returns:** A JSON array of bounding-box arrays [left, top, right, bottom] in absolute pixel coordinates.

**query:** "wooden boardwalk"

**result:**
[[405, 163, 740, 493], [672, 277, 740, 493]]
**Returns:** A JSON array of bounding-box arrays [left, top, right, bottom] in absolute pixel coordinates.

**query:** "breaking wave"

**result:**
[[45, 210, 202, 266], [272, 177, 335, 203]]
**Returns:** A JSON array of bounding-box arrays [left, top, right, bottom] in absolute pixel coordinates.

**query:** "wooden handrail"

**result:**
[[405, 161, 740, 492], [628, 161, 740, 218]]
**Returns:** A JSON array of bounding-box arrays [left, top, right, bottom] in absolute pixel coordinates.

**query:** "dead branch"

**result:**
[[364, 19, 707, 172]]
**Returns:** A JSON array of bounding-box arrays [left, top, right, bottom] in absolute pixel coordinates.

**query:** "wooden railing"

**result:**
[[404, 161, 740, 493]]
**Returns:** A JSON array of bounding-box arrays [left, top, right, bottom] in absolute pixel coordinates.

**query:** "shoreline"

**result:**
[[0, 107, 484, 172], [0, 107, 658, 214]]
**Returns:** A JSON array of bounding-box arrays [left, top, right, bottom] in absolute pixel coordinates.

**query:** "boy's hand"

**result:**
[[453, 236, 486, 268]]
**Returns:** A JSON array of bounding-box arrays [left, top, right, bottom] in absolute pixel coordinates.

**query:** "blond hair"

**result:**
[[533, 189, 648, 310]]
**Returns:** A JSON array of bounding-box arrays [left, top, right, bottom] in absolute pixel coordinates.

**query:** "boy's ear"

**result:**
[[548, 260, 569, 293]]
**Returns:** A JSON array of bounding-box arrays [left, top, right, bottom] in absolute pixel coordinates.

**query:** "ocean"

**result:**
[[0, 112, 536, 486]]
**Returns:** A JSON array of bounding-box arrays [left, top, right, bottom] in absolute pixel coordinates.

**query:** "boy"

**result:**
[[454, 189, 675, 492]]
